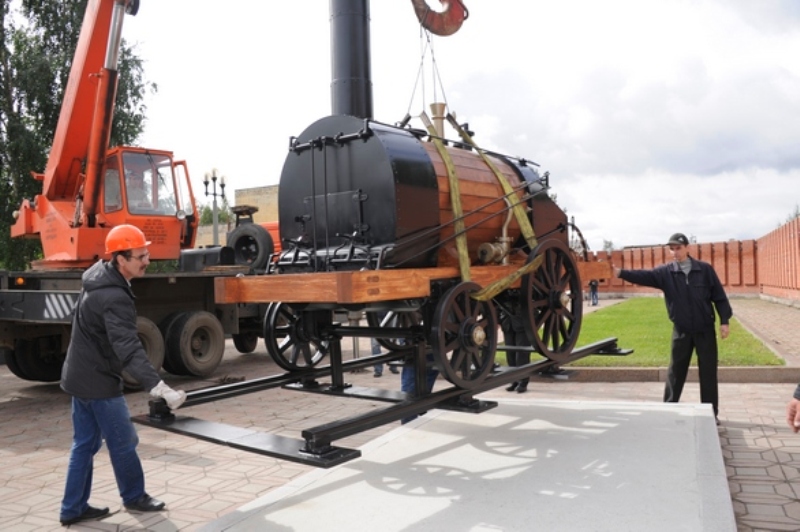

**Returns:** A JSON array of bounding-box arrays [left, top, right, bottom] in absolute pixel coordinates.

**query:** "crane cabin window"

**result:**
[[123, 152, 179, 215], [104, 164, 122, 213]]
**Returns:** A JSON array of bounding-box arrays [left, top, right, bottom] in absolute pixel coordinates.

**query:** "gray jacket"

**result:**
[[60, 260, 161, 399]]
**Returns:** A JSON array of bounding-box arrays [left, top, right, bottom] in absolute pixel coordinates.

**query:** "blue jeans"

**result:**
[[400, 353, 439, 423], [372, 338, 384, 375], [60, 396, 146, 521]]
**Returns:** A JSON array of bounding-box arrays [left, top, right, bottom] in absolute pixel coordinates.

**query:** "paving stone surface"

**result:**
[[0, 297, 799, 531]]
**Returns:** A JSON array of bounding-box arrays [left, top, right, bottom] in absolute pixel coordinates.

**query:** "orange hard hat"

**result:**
[[105, 224, 151, 254]]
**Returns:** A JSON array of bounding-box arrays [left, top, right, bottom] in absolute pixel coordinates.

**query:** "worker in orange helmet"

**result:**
[[59, 225, 186, 526]]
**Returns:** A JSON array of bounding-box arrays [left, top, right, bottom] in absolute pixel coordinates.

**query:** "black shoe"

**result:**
[[389, 367, 399, 374], [506, 382, 518, 392], [125, 494, 165, 513], [516, 383, 528, 393], [373, 372, 382, 378], [60, 505, 110, 525]]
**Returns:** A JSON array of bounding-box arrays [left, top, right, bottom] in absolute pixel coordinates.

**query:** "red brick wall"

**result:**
[[591, 240, 760, 296], [757, 218, 800, 301], [587, 217, 800, 302]]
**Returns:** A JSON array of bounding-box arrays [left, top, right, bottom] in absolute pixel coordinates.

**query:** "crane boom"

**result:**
[[11, 0, 197, 269]]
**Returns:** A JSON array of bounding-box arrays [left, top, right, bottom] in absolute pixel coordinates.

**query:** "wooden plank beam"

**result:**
[[214, 264, 525, 305]]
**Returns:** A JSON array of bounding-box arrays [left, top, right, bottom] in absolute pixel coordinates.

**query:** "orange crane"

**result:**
[[10, 0, 197, 269]]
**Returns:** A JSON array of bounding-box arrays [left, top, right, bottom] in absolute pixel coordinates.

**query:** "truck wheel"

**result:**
[[2, 347, 32, 381], [160, 313, 190, 375], [123, 317, 166, 390], [165, 311, 225, 377], [14, 337, 64, 382], [232, 332, 259, 353], [227, 223, 274, 271]]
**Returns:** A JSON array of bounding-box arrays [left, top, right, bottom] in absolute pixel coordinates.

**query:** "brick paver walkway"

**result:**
[[1, 297, 799, 531]]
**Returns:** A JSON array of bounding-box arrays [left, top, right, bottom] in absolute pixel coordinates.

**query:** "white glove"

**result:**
[[150, 380, 187, 410]]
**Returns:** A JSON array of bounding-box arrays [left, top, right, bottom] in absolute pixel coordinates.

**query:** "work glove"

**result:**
[[150, 380, 187, 410]]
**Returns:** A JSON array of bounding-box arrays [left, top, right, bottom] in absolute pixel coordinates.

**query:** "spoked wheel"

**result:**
[[366, 309, 422, 351], [431, 282, 498, 389], [263, 302, 329, 371], [521, 239, 583, 364]]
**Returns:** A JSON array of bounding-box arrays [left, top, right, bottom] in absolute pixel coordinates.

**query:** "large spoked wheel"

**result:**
[[263, 302, 328, 371], [124, 317, 165, 390], [165, 311, 225, 377], [431, 282, 498, 389], [521, 239, 583, 364], [366, 310, 422, 351]]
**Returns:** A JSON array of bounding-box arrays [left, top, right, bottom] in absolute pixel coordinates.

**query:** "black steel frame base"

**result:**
[[132, 414, 361, 468], [133, 333, 628, 468]]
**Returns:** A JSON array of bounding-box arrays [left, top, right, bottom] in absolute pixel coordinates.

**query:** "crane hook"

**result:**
[[411, 0, 469, 37]]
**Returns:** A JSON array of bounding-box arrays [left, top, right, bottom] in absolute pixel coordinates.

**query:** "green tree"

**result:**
[[199, 200, 232, 226], [602, 240, 615, 253], [0, 0, 153, 270], [786, 204, 800, 223]]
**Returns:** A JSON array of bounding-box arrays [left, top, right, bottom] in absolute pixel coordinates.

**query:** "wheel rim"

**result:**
[[264, 303, 328, 371], [165, 311, 225, 377], [521, 239, 583, 363], [431, 282, 497, 389]]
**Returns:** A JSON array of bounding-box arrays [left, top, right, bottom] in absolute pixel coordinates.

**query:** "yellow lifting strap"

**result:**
[[446, 114, 538, 251], [444, 114, 542, 301], [420, 111, 471, 282]]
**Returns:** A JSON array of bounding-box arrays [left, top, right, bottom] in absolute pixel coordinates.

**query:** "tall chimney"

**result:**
[[330, 0, 373, 118]]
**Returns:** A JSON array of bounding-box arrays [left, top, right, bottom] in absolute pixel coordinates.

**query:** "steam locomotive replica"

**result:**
[[138, 0, 625, 467]]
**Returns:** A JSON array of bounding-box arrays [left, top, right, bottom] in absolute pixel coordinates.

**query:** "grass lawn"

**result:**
[[496, 298, 783, 367]]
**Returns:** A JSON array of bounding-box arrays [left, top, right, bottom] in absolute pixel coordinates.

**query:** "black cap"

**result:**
[[667, 233, 689, 246]]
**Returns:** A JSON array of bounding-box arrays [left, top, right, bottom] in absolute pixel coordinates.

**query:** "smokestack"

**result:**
[[330, 0, 373, 118]]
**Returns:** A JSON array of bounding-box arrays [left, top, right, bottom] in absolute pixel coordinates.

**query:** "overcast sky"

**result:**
[[123, 0, 800, 251]]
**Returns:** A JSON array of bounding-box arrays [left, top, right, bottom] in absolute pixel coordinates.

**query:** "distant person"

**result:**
[[614, 232, 732, 424], [785, 384, 800, 433], [372, 338, 399, 377], [588, 279, 599, 306], [59, 225, 187, 526], [400, 349, 439, 424], [499, 302, 531, 393]]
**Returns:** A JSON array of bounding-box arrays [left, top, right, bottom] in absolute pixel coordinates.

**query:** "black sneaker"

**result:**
[[60, 505, 110, 525], [125, 494, 166, 513]]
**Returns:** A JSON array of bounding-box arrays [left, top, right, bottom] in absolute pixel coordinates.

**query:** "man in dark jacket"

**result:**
[[614, 233, 732, 421], [59, 225, 186, 526]]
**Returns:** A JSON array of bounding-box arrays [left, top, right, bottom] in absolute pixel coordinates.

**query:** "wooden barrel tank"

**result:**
[[276, 115, 566, 273]]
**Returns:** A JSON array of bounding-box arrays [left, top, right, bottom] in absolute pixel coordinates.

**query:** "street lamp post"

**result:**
[[203, 169, 226, 246]]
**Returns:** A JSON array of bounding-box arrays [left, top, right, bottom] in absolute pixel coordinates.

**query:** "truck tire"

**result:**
[[123, 317, 166, 390], [14, 337, 64, 382], [227, 223, 274, 271], [159, 313, 188, 375], [2, 347, 32, 381], [165, 311, 225, 377], [232, 332, 259, 353]]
